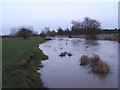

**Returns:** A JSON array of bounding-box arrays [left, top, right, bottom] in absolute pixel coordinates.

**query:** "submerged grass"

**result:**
[[2, 37, 48, 88]]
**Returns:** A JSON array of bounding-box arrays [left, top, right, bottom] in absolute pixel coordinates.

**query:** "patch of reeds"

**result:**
[[80, 54, 109, 73]]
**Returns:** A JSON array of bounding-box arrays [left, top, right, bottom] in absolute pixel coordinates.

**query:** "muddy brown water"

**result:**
[[38, 37, 118, 88]]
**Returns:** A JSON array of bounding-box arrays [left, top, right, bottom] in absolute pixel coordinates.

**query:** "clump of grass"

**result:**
[[80, 55, 89, 65], [80, 54, 109, 74], [67, 53, 73, 57], [89, 54, 100, 67], [92, 61, 109, 73], [59, 52, 67, 57], [59, 52, 73, 57]]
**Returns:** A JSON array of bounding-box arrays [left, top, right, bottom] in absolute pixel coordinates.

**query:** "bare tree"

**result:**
[[71, 20, 82, 30], [41, 27, 51, 36], [83, 17, 101, 39], [83, 17, 101, 29], [70, 17, 101, 38]]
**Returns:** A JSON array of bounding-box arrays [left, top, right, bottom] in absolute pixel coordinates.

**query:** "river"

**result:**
[[38, 37, 118, 88]]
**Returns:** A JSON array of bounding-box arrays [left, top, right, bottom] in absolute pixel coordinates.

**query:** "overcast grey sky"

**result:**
[[2, 1, 118, 35]]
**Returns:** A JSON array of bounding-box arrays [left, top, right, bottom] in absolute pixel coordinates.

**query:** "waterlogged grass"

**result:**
[[2, 37, 48, 88]]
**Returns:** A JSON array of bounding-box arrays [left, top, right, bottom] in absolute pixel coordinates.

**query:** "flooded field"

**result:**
[[38, 37, 118, 88]]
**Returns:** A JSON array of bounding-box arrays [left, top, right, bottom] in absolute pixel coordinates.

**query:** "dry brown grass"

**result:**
[[80, 55, 89, 65], [67, 53, 73, 57], [92, 61, 109, 73], [80, 54, 109, 73], [89, 54, 100, 67]]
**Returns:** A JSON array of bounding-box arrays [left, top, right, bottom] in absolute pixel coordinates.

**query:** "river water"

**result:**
[[38, 37, 118, 88]]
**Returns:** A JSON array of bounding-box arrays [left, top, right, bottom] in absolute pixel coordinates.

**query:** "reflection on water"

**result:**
[[93, 73, 109, 80], [84, 39, 99, 46], [38, 37, 118, 88], [80, 64, 110, 81]]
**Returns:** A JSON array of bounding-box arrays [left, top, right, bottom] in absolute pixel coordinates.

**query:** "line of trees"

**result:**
[[40, 17, 118, 39], [6, 17, 118, 39]]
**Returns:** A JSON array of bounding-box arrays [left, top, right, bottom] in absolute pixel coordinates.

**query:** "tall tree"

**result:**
[[83, 17, 101, 38], [71, 17, 101, 38]]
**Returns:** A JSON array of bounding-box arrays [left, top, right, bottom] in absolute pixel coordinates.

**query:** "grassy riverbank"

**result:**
[[2, 37, 48, 88]]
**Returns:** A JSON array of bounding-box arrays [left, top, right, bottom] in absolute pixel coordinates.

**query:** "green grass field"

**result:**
[[2, 37, 48, 88], [97, 33, 118, 41]]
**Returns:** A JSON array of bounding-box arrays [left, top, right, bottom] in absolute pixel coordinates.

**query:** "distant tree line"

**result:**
[[2, 17, 119, 39], [40, 17, 118, 39]]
